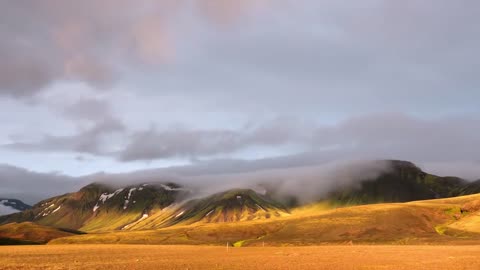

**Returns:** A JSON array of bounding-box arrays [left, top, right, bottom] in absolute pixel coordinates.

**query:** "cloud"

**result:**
[[6, 111, 480, 170], [1, 0, 480, 183], [0, 45, 56, 98], [144, 0, 480, 117], [421, 161, 480, 181], [86, 159, 394, 204], [1, 155, 479, 205], [4, 116, 124, 155], [120, 127, 241, 161], [1, 0, 479, 105], [0, 0, 272, 98], [0, 1, 176, 97], [116, 112, 480, 165], [63, 98, 113, 122], [309, 113, 480, 164], [0, 164, 81, 204], [119, 117, 302, 161], [195, 0, 270, 26], [3, 95, 125, 155], [0, 158, 391, 205]]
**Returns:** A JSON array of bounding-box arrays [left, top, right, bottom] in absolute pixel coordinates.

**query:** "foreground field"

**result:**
[[1, 245, 480, 270]]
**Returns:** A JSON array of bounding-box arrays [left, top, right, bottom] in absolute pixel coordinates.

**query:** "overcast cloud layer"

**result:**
[[1, 1, 480, 202]]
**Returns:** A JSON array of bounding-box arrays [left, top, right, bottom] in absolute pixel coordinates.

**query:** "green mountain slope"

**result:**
[[320, 161, 476, 206]]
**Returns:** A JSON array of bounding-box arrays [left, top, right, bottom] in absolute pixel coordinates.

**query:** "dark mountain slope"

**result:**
[[324, 161, 472, 205], [451, 179, 480, 196]]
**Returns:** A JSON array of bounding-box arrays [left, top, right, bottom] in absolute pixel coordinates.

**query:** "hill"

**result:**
[[0, 222, 81, 245]]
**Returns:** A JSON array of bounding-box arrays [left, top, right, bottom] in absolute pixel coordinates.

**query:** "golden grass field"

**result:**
[[1, 244, 480, 270]]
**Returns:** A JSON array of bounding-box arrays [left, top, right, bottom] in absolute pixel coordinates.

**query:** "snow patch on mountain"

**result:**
[[99, 189, 124, 203], [52, 206, 61, 214], [175, 210, 185, 218], [121, 213, 149, 230], [123, 188, 137, 210], [160, 184, 188, 191], [93, 188, 124, 212], [205, 209, 214, 217]]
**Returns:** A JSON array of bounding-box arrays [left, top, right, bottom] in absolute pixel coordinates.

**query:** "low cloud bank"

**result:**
[[2, 157, 479, 205]]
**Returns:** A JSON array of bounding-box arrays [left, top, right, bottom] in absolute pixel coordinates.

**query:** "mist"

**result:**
[[88, 159, 392, 205], [0, 165, 82, 205]]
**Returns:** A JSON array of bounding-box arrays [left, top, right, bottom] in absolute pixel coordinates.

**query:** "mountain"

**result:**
[[269, 160, 480, 207], [322, 160, 476, 205], [125, 189, 290, 231], [0, 183, 188, 232], [1, 160, 479, 236], [0, 185, 289, 232], [171, 189, 289, 224], [0, 199, 31, 216]]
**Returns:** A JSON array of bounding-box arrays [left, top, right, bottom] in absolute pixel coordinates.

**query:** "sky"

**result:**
[[1, 1, 480, 203]]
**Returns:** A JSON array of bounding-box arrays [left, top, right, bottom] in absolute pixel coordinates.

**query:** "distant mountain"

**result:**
[[1, 160, 479, 234], [0, 199, 31, 216]]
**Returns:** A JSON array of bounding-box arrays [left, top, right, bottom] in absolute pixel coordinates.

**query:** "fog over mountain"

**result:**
[[1, 1, 480, 203]]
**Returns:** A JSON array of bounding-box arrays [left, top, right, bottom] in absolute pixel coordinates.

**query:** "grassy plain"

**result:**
[[1, 244, 480, 270]]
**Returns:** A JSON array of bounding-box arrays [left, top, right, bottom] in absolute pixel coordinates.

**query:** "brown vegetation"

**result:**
[[1, 245, 480, 269], [0, 222, 76, 244]]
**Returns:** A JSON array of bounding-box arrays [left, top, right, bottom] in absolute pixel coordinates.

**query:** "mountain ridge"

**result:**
[[1, 160, 479, 234]]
